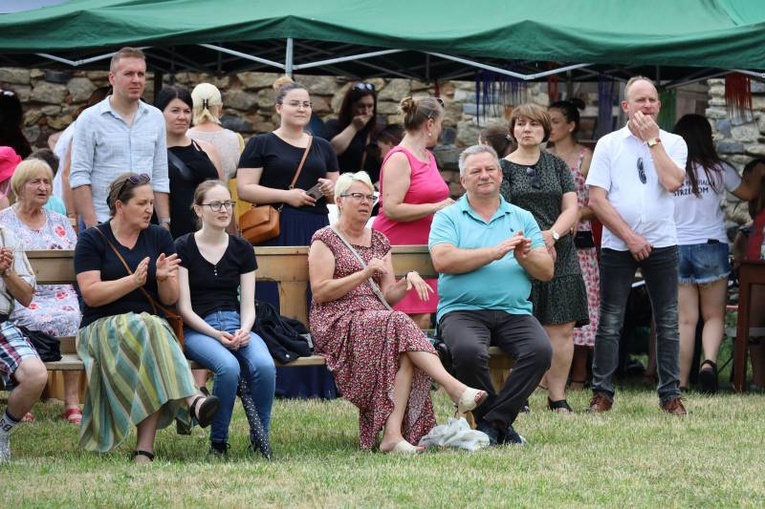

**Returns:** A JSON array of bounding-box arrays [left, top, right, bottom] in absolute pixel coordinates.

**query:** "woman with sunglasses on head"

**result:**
[[237, 77, 339, 399], [309, 171, 486, 453], [176, 180, 275, 457], [672, 114, 763, 393], [74, 173, 220, 463], [546, 99, 599, 391], [325, 82, 382, 183], [500, 103, 588, 413], [156, 86, 222, 239], [373, 96, 454, 329]]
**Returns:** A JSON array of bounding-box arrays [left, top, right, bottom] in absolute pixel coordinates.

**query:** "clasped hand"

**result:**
[[492, 231, 532, 261], [219, 328, 250, 350], [0, 247, 13, 273]]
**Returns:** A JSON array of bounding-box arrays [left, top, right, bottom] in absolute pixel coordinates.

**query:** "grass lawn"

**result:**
[[2, 373, 764, 508]]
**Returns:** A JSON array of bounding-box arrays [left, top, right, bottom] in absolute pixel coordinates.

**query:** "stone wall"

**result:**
[[1, 66, 552, 195]]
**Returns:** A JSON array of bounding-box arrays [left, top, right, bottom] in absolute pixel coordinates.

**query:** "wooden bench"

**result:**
[[27, 246, 514, 394]]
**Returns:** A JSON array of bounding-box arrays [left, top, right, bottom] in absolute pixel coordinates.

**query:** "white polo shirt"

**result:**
[[586, 125, 687, 251]]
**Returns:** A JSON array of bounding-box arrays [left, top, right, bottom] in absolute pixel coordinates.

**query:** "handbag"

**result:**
[[573, 230, 596, 249], [18, 325, 62, 362], [94, 227, 185, 347], [240, 136, 313, 245]]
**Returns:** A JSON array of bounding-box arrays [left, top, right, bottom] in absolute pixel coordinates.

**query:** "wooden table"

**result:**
[[734, 260, 765, 392]]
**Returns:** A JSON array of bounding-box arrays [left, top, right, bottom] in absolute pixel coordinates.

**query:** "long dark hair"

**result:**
[[673, 114, 724, 197], [0, 88, 32, 158], [337, 83, 377, 134]]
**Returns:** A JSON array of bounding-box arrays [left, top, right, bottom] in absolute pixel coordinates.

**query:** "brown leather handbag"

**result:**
[[240, 136, 313, 245]]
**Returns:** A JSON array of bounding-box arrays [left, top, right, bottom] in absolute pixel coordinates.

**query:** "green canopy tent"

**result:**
[[1, 0, 764, 86]]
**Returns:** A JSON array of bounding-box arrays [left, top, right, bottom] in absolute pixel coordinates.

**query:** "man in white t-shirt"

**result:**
[[585, 76, 688, 415]]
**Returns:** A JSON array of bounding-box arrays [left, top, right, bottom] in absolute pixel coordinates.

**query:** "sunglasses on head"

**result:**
[[111, 173, 151, 205], [353, 82, 375, 92]]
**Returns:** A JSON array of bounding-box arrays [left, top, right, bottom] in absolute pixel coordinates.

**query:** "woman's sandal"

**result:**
[[456, 387, 488, 414], [61, 407, 83, 425], [133, 450, 154, 463], [699, 359, 718, 394], [547, 398, 574, 413], [383, 440, 424, 455], [189, 395, 220, 428]]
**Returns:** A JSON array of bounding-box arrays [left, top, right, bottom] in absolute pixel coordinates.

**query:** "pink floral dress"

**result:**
[[570, 151, 600, 347], [0, 208, 81, 336], [309, 227, 437, 450]]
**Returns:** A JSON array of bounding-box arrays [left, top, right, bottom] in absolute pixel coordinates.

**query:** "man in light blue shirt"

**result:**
[[429, 144, 553, 446], [70, 47, 170, 229]]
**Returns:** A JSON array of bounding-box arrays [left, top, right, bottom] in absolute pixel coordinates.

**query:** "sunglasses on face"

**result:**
[[353, 82, 375, 92], [525, 166, 542, 189], [637, 157, 647, 184]]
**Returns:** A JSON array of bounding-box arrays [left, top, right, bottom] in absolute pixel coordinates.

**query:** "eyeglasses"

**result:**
[[353, 82, 375, 92], [637, 157, 647, 184], [201, 200, 236, 212], [525, 166, 542, 189], [281, 101, 313, 109], [341, 192, 377, 203]]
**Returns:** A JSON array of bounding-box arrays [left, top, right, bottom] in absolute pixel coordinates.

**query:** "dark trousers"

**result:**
[[592, 246, 681, 403], [440, 310, 552, 428]]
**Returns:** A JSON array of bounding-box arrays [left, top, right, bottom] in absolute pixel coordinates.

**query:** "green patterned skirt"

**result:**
[[77, 312, 197, 452]]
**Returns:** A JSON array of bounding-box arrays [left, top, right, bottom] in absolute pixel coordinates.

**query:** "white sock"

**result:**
[[0, 410, 20, 437]]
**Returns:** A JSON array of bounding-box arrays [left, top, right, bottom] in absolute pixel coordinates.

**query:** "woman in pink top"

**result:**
[[374, 96, 454, 328]]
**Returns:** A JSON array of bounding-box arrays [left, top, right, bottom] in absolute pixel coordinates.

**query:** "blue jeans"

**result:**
[[184, 310, 276, 443], [592, 247, 681, 403]]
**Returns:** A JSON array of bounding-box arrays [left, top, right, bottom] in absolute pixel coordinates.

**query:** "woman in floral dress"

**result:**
[[308, 171, 486, 453], [547, 100, 600, 390], [0, 159, 83, 422]]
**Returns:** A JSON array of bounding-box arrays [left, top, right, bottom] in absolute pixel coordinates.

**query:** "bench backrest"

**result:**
[[26, 245, 437, 326]]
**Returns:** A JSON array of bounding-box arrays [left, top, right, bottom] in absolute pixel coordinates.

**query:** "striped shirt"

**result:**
[[69, 97, 169, 222], [0, 226, 36, 317]]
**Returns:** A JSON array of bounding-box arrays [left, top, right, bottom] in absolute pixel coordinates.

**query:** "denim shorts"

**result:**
[[678, 242, 730, 284]]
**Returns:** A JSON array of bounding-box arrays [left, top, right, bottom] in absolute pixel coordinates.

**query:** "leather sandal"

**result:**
[[547, 398, 574, 413], [699, 359, 718, 394], [133, 450, 154, 463], [61, 407, 83, 425], [190, 395, 220, 428], [456, 387, 488, 415]]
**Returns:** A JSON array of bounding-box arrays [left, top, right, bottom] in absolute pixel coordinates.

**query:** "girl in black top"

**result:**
[[176, 180, 275, 456]]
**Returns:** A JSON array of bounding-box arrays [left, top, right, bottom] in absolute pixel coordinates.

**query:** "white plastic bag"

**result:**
[[417, 417, 490, 452]]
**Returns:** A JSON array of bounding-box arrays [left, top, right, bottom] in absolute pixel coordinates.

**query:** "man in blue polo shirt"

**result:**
[[429, 144, 553, 445]]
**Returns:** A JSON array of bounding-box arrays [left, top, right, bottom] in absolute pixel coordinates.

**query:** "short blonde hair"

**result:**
[[191, 83, 223, 125], [335, 171, 374, 198], [11, 159, 53, 200]]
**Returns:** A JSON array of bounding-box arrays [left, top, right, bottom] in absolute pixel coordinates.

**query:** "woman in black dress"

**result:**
[[499, 103, 588, 413], [156, 86, 222, 239]]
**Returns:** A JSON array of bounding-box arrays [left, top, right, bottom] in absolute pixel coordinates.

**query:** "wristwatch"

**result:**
[[158, 217, 172, 225], [552, 229, 560, 242], [647, 137, 662, 148]]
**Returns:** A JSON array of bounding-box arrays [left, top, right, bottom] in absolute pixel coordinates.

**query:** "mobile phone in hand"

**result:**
[[306, 183, 323, 200]]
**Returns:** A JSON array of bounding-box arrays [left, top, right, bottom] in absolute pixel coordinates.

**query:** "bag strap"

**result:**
[[167, 149, 196, 182], [330, 226, 392, 311], [93, 226, 174, 317], [360, 130, 372, 171], [288, 135, 313, 190]]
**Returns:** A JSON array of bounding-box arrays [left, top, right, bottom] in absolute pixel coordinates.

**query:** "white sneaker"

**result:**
[[0, 433, 10, 464]]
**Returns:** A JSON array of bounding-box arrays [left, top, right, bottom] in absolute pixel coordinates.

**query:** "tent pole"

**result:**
[[286, 38, 294, 77]]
